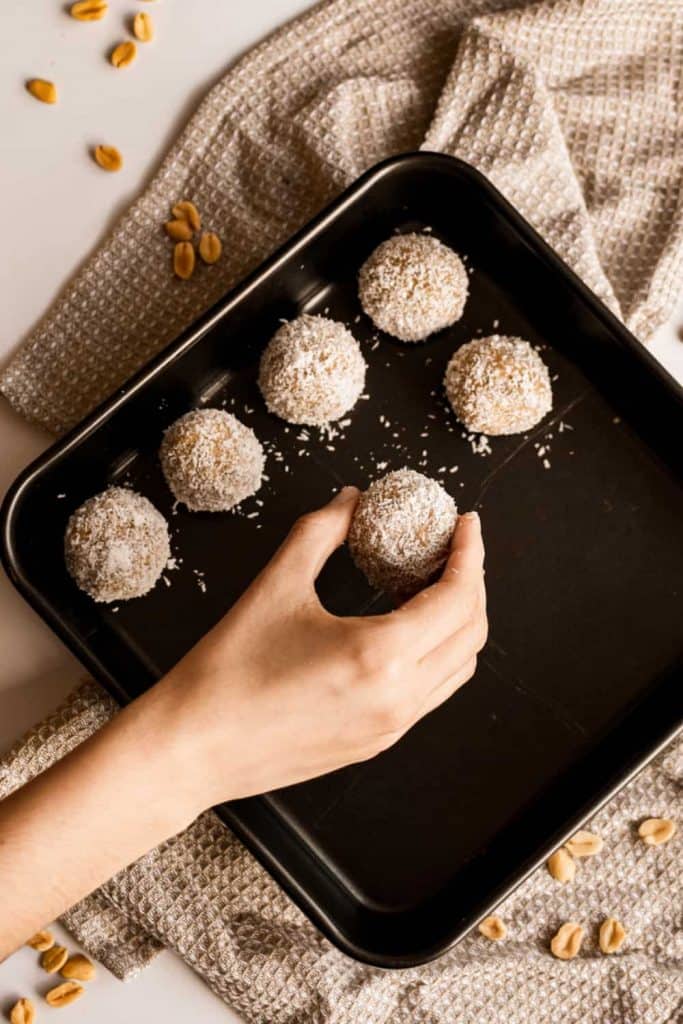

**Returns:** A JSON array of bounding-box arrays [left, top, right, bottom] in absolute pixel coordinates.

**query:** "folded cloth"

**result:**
[[1, 0, 682, 1020]]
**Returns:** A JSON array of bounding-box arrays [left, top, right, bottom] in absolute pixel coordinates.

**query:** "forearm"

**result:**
[[0, 683, 200, 961]]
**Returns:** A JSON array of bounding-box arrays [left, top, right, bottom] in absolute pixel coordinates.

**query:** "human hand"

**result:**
[[161, 486, 487, 814], [0, 486, 486, 957]]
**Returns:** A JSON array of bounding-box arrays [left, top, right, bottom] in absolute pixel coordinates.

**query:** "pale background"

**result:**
[[0, 1, 681, 1021]]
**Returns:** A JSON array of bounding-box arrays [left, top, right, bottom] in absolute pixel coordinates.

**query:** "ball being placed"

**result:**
[[358, 233, 469, 343], [444, 334, 552, 436], [160, 408, 265, 512], [258, 314, 367, 426], [64, 486, 170, 603], [348, 468, 457, 595]]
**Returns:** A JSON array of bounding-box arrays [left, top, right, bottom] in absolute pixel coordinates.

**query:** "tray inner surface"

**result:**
[[8, 158, 682, 959]]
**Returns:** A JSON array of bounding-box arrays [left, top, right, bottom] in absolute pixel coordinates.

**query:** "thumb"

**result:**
[[276, 486, 360, 583]]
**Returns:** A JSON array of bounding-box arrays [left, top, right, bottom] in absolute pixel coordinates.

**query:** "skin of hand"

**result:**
[[164, 486, 487, 807], [0, 486, 486, 959]]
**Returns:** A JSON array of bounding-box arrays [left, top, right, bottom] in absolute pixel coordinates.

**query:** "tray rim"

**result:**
[[2, 151, 682, 967]]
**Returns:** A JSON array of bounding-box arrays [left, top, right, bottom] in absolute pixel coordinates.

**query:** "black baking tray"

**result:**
[[2, 154, 682, 968]]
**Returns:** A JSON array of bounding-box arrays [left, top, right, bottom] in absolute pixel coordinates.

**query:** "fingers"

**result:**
[[416, 583, 487, 690], [392, 511, 485, 656], [347, 560, 486, 752], [361, 652, 480, 761], [415, 655, 478, 721], [272, 486, 360, 584]]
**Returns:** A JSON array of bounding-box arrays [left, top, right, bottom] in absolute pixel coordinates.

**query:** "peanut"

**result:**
[[478, 915, 506, 941], [27, 929, 55, 951], [10, 998, 35, 1024], [550, 922, 583, 960], [199, 231, 222, 264], [70, 1, 108, 20], [45, 982, 84, 1008], [174, 242, 195, 280], [133, 12, 154, 42], [93, 144, 123, 172], [599, 917, 627, 954], [41, 945, 69, 973], [565, 830, 603, 858], [547, 848, 576, 883], [638, 818, 676, 846], [165, 219, 194, 242], [27, 79, 58, 104], [110, 41, 137, 68], [61, 953, 96, 981], [172, 200, 201, 232]]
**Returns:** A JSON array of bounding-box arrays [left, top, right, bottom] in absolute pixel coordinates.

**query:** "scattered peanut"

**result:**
[[93, 144, 123, 172], [174, 242, 196, 280], [41, 944, 69, 973], [133, 12, 154, 42], [45, 981, 84, 1008], [61, 953, 96, 981], [110, 41, 137, 68], [199, 231, 222, 264], [638, 818, 676, 846], [478, 915, 507, 941], [565, 830, 603, 858], [70, 0, 108, 20], [550, 922, 584, 960], [27, 929, 55, 951], [9, 998, 35, 1024], [165, 218, 194, 242], [26, 79, 58, 104], [599, 917, 627, 954], [172, 200, 201, 232], [547, 847, 576, 883]]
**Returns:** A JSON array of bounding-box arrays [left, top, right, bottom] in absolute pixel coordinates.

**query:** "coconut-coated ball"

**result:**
[[159, 408, 265, 512], [444, 334, 552, 435], [358, 233, 469, 342], [348, 468, 457, 595], [64, 487, 170, 603], [258, 315, 367, 426]]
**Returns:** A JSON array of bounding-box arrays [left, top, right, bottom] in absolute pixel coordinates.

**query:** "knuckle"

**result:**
[[350, 635, 383, 677], [369, 690, 409, 734], [464, 655, 478, 681], [380, 652, 404, 684], [467, 582, 483, 616], [292, 509, 325, 537], [372, 728, 404, 755], [350, 622, 403, 679]]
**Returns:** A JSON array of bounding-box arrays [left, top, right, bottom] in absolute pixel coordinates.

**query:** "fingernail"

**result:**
[[462, 510, 479, 521], [330, 485, 359, 504]]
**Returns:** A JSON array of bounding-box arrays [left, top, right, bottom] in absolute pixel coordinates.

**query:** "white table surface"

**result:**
[[0, 1, 682, 1020]]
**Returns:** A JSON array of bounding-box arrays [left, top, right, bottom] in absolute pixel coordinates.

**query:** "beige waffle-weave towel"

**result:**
[[1, 683, 681, 1022], [1, 0, 682, 1021]]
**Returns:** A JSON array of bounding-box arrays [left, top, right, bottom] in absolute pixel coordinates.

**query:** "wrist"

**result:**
[[99, 682, 208, 838], [141, 667, 251, 819]]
